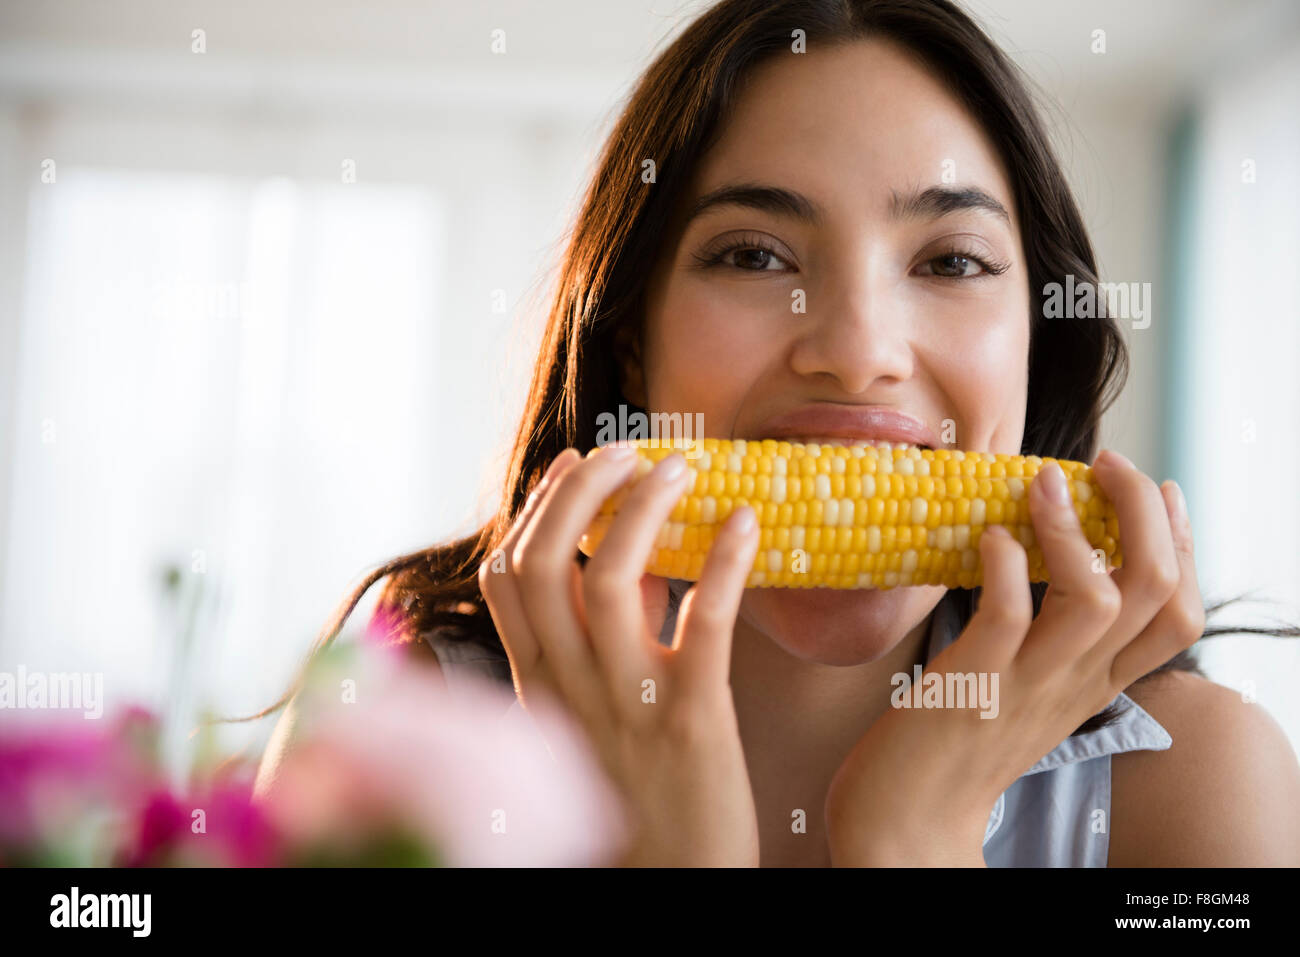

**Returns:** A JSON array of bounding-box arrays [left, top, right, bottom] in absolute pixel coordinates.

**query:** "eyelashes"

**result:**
[[690, 233, 792, 272], [691, 234, 1012, 280], [917, 245, 1011, 279]]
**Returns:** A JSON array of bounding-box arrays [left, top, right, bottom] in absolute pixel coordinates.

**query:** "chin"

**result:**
[[736, 584, 947, 666]]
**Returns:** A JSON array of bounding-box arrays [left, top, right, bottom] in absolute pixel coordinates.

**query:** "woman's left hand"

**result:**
[[823, 449, 1205, 866]]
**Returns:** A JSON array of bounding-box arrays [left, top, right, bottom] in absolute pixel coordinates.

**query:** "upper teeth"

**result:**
[[796, 437, 923, 450]]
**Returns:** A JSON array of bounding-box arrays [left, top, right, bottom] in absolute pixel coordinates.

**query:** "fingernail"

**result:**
[[543, 448, 575, 480], [1168, 480, 1188, 523], [592, 444, 636, 461], [655, 453, 686, 481], [1038, 461, 1071, 506], [1102, 448, 1135, 470], [728, 506, 756, 535]]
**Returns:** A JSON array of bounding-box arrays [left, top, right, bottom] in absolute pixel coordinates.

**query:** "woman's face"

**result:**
[[624, 38, 1031, 665]]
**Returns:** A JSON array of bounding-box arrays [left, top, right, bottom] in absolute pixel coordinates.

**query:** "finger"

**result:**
[[511, 446, 640, 705], [1087, 450, 1182, 659], [1017, 460, 1122, 671], [961, 524, 1034, 666], [640, 573, 670, 648], [581, 453, 691, 707], [480, 449, 581, 676], [1110, 479, 1205, 685], [672, 505, 759, 697]]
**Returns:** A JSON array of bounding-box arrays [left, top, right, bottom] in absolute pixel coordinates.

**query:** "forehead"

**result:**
[[685, 38, 1018, 228]]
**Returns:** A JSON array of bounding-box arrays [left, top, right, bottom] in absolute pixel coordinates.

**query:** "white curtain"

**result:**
[[2, 166, 443, 768]]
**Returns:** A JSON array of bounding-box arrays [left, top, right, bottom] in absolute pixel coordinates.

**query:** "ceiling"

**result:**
[[0, 0, 1296, 122]]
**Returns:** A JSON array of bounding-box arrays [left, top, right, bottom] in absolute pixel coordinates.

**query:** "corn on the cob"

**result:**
[[577, 438, 1122, 589]]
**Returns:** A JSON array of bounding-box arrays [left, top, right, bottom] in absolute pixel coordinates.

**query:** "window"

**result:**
[[1170, 36, 1300, 750], [3, 167, 441, 760]]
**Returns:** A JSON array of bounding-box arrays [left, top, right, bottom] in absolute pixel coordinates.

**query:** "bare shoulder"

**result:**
[[1108, 669, 1300, 866], [405, 630, 447, 673]]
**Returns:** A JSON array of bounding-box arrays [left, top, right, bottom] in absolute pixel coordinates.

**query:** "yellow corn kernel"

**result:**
[[577, 438, 1123, 589]]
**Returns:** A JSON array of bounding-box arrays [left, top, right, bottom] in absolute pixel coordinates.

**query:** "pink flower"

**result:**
[[0, 708, 165, 861], [1, 644, 632, 867], [258, 642, 630, 866], [122, 779, 281, 868], [363, 603, 406, 650]]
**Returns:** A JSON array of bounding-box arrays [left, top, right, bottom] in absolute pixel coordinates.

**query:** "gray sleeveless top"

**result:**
[[425, 587, 1172, 867]]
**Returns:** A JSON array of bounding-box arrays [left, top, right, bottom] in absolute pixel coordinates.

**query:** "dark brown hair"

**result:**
[[223, 0, 1297, 735]]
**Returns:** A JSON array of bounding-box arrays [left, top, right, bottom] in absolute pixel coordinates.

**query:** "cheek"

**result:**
[[928, 309, 1029, 451], [644, 281, 776, 420]]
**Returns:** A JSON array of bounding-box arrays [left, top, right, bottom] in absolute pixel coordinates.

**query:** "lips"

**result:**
[[752, 404, 938, 450]]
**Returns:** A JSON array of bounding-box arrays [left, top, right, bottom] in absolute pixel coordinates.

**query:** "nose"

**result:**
[[787, 277, 915, 394]]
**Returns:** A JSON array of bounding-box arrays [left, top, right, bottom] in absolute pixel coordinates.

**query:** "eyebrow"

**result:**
[[891, 184, 1011, 224], [684, 181, 1011, 228]]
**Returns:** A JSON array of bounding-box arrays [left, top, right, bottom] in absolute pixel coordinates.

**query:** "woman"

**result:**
[[250, 0, 1300, 866]]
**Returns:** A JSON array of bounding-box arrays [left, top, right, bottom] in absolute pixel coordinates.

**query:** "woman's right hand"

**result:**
[[478, 444, 762, 866]]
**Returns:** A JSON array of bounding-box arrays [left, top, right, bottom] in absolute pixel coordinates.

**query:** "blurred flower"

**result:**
[[258, 639, 630, 867], [121, 778, 281, 867], [362, 602, 406, 649], [1, 640, 630, 867], [0, 707, 164, 866]]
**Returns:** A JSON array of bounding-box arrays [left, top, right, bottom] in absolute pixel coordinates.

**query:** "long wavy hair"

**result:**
[[222, 0, 1297, 735]]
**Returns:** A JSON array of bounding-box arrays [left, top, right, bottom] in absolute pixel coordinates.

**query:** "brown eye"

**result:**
[[928, 253, 981, 278], [914, 247, 1010, 280], [693, 234, 795, 273], [729, 247, 784, 271]]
